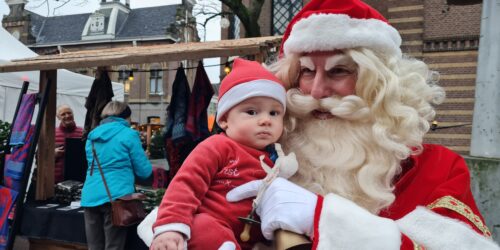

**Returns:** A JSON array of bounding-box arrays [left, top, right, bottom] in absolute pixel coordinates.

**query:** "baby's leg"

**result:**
[[188, 213, 240, 250]]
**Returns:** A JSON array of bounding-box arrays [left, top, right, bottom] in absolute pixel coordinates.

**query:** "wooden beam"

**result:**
[[36, 70, 56, 200], [0, 36, 282, 73]]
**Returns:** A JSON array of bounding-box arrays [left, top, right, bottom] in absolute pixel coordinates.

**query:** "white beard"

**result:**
[[282, 89, 403, 214]]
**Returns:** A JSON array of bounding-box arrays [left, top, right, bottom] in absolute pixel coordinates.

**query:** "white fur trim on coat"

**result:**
[[316, 194, 401, 249], [137, 207, 158, 247], [284, 14, 402, 57], [396, 206, 500, 250]]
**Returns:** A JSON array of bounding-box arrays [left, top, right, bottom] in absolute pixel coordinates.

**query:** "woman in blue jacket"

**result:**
[[82, 101, 152, 250]]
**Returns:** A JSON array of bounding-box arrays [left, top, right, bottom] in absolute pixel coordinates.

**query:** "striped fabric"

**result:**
[[4, 126, 34, 191], [9, 93, 37, 146], [0, 186, 18, 249]]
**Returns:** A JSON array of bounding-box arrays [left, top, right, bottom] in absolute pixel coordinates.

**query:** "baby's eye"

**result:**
[[270, 111, 281, 116], [245, 110, 257, 115]]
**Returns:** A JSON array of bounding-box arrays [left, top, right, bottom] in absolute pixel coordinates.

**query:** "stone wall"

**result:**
[[466, 157, 500, 243]]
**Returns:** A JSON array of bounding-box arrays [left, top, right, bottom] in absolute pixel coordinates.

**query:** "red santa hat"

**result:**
[[216, 58, 286, 123], [281, 0, 402, 58]]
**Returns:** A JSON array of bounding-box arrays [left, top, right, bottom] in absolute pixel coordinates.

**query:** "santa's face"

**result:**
[[284, 51, 399, 213], [298, 51, 357, 120]]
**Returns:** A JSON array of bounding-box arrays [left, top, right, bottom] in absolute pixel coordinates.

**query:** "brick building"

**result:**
[[224, 0, 482, 155], [2, 0, 199, 124]]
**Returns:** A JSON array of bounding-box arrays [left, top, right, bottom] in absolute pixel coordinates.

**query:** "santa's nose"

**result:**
[[310, 74, 333, 99]]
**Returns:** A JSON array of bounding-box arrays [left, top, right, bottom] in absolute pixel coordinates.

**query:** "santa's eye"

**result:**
[[327, 67, 354, 77], [300, 67, 315, 77]]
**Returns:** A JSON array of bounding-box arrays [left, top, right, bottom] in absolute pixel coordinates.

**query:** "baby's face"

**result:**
[[219, 97, 284, 150]]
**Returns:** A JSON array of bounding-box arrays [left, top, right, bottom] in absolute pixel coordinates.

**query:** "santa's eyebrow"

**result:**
[[325, 54, 356, 70], [299, 56, 315, 70]]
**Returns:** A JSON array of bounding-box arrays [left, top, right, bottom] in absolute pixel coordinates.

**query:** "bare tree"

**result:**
[[220, 0, 264, 37], [195, 0, 265, 38], [28, 0, 266, 37], [27, 0, 89, 16]]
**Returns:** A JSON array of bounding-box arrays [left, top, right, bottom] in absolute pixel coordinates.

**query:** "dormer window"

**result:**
[[89, 13, 105, 34]]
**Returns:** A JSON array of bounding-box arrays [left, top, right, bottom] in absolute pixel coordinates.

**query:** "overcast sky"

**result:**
[[0, 0, 223, 83]]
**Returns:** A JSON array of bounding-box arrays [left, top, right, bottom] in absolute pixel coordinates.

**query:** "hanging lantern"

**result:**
[[224, 62, 231, 74], [128, 70, 134, 81], [220, 16, 230, 29]]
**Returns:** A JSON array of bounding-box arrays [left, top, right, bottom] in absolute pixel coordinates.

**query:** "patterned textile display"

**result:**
[[185, 61, 214, 141], [151, 167, 168, 189], [54, 180, 83, 205], [3, 126, 35, 191], [0, 186, 18, 250], [164, 66, 194, 179], [9, 94, 36, 146], [136, 185, 165, 212], [165, 139, 197, 181], [165, 66, 191, 143], [83, 71, 114, 140]]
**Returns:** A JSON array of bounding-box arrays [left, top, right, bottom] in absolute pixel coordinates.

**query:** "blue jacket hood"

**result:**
[[87, 117, 130, 142]]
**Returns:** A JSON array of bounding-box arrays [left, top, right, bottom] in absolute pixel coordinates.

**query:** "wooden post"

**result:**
[[146, 124, 152, 148], [36, 70, 57, 199], [254, 52, 264, 63]]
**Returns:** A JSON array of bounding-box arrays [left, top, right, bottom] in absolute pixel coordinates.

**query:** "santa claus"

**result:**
[[227, 0, 499, 249]]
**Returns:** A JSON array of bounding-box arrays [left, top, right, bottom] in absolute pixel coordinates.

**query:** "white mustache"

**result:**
[[286, 88, 371, 121]]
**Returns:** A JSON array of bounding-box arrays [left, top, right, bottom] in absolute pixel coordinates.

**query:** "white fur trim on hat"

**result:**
[[284, 14, 402, 57], [397, 207, 500, 250], [216, 79, 286, 123]]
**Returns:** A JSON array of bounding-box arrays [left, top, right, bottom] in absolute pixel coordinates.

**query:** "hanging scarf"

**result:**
[[0, 186, 18, 249], [9, 93, 37, 146], [83, 71, 114, 140], [165, 65, 191, 143], [185, 61, 214, 142], [4, 125, 35, 191]]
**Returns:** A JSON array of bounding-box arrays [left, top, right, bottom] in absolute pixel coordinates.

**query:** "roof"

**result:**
[[0, 36, 283, 73], [28, 4, 179, 45]]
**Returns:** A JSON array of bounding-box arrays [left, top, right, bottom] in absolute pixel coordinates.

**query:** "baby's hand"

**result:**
[[150, 231, 185, 250], [274, 143, 298, 179]]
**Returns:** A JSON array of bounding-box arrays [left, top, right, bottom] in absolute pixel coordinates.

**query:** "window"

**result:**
[[272, 0, 303, 35], [149, 68, 163, 95]]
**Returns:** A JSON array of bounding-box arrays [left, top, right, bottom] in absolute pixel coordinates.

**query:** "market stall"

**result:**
[[0, 35, 282, 249]]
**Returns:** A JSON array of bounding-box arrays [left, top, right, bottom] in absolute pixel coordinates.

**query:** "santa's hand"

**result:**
[[227, 177, 317, 240]]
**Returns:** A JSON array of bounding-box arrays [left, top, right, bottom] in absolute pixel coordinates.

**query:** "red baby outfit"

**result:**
[[154, 133, 272, 249]]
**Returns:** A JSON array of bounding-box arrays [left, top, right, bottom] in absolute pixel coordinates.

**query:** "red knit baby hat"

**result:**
[[216, 58, 286, 123], [280, 0, 402, 57]]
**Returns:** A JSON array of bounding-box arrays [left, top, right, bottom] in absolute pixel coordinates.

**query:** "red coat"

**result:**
[[54, 123, 83, 183], [313, 144, 496, 249]]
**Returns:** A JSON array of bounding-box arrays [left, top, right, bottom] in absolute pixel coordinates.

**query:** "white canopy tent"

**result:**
[[0, 27, 124, 126]]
